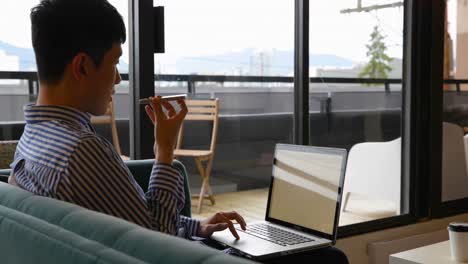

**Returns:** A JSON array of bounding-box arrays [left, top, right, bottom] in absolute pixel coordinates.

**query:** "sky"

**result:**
[[0, 0, 457, 73], [157, 0, 406, 72]]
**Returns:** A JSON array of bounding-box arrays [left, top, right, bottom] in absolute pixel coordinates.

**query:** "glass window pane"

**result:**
[[105, 0, 130, 157], [157, 0, 294, 220], [442, 0, 468, 202], [309, 0, 404, 226], [0, 0, 131, 169], [0, 1, 39, 169]]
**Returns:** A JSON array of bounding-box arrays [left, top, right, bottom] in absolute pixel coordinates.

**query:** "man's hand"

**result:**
[[144, 96, 187, 164], [197, 211, 247, 240]]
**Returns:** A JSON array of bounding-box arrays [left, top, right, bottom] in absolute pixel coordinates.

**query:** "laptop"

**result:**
[[211, 144, 347, 260]]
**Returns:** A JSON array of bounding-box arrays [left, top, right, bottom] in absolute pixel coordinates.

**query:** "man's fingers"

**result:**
[[144, 105, 156, 124], [151, 97, 166, 121], [167, 102, 187, 123], [219, 214, 240, 240], [176, 98, 186, 107], [207, 222, 229, 234], [175, 99, 188, 121], [222, 211, 247, 230], [161, 101, 176, 117]]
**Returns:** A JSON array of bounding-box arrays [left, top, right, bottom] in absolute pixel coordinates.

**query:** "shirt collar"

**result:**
[[24, 104, 92, 129]]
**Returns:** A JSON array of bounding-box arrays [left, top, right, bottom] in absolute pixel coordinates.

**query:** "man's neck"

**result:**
[[36, 82, 84, 111]]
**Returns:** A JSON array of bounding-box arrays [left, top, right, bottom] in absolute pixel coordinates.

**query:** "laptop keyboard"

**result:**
[[235, 223, 314, 247]]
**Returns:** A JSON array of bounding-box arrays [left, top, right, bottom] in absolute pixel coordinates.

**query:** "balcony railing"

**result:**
[[0, 71, 407, 94], [1, 70, 467, 94]]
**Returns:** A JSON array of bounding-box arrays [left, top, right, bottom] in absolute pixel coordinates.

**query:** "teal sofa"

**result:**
[[0, 160, 255, 264]]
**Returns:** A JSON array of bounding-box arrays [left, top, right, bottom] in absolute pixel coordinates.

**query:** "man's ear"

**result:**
[[70, 53, 91, 80]]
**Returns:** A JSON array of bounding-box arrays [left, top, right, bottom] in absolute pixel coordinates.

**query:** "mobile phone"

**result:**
[[139, 94, 186, 105]]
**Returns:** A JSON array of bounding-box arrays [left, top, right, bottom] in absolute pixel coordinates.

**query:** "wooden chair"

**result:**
[[174, 98, 219, 213], [90, 100, 127, 159], [0, 140, 19, 169]]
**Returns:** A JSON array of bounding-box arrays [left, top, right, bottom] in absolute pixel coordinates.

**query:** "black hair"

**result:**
[[31, 0, 126, 84]]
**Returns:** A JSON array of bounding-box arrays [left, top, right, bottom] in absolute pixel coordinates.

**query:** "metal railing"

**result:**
[[0, 71, 404, 93], [1, 70, 467, 95]]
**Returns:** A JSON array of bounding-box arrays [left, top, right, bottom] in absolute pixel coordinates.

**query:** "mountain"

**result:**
[[0, 41, 129, 72], [0, 41, 357, 75], [0, 41, 36, 71], [176, 48, 356, 75]]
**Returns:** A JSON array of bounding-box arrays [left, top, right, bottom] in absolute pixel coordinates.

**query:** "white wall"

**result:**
[[335, 213, 468, 264]]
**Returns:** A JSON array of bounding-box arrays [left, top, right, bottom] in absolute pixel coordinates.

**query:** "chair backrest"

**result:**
[[342, 137, 401, 213], [442, 122, 468, 201], [0, 140, 18, 169], [90, 100, 122, 155], [176, 99, 219, 152]]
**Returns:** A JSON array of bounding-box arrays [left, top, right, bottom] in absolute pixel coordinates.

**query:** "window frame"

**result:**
[[129, 0, 449, 237], [431, 3, 468, 219], [129, 0, 155, 160], [294, 0, 446, 237]]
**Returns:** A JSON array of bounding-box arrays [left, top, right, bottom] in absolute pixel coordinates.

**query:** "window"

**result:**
[[0, 0, 40, 169], [441, 0, 468, 203], [308, 1, 404, 226], [103, 0, 131, 156], [0, 0, 132, 168], [156, 0, 294, 214]]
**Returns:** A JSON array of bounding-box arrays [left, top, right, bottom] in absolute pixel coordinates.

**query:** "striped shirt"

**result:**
[[11, 104, 199, 238]]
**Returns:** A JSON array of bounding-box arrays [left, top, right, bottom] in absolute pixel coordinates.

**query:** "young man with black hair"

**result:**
[[9, 0, 348, 263], [10, 0, 245, 241]]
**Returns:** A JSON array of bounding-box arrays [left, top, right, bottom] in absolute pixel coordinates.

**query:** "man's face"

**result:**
[[85, 43, 122, 115]]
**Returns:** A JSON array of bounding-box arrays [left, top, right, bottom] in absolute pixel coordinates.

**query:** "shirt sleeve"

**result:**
[[146, 162, 186, 234], [179, 215, 201, 238], [65, 136, 198, 236]]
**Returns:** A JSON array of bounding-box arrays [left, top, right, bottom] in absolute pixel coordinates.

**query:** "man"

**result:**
[[9, 0, 245, 241], [10, 0, 348, 263]]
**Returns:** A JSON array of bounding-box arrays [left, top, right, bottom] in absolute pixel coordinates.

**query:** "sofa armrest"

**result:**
[[0, 169, 9, 183], [124, 159, 154, 191], [124, 159, 192, 217]]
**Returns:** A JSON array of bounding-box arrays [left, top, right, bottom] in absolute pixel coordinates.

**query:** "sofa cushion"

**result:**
[[0, 205, 146, 264], [0, 183, 254, 264]]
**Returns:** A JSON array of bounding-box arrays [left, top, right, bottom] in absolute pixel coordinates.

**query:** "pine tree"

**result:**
[[359, 26, 393, 79]]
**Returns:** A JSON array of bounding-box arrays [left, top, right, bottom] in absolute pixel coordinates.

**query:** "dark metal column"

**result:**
[[401, 0, 444, 218], [294, 0, 309, 145], [129, 0, 155, 159]]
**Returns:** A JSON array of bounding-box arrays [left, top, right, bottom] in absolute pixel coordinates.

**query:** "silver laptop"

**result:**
[[211, 144, 347, 260]]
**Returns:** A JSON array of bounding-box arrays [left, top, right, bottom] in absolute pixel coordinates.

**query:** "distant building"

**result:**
[[314, 58, 403, 79], [175, 48, 355, 77]]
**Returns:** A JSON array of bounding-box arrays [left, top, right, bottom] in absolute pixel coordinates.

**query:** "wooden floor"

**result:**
[[191, 188, 397, 226]]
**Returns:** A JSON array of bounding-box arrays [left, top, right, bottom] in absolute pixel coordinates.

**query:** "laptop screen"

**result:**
[[267, 144, 346, 238]]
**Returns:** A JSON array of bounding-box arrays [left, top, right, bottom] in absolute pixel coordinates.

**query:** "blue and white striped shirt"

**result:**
[[11, 104, 199, 238]]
